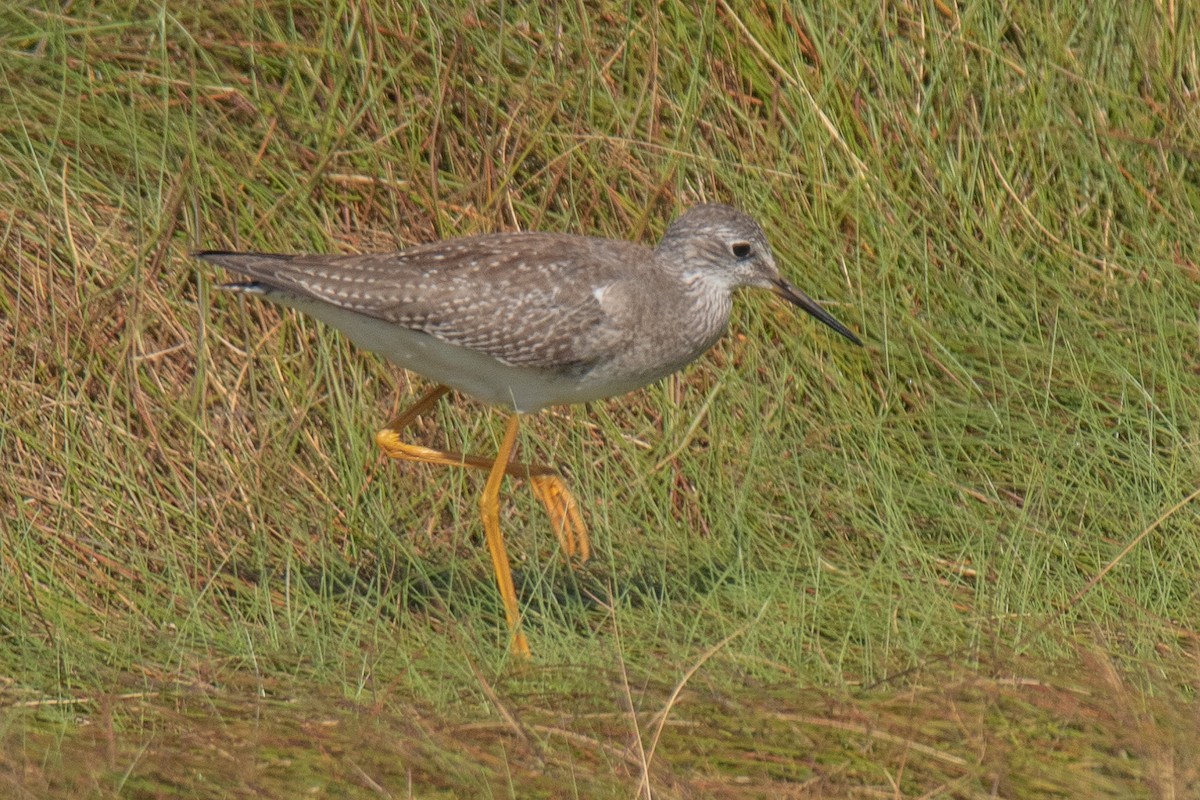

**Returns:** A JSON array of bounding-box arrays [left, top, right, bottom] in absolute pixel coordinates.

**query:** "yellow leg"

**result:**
[[529, 475, 589, 562], [480, 415, 530, 656], [374, 386, 589, 561]]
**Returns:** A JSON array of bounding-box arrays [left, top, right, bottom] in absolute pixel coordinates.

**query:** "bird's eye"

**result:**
[[731, 242, 752, 259]]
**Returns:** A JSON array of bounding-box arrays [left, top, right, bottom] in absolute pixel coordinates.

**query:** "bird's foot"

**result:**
[[529, 474, 590, 564]]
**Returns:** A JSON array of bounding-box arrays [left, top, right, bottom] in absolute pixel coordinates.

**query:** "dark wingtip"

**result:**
[[193, 250, 292, 261]]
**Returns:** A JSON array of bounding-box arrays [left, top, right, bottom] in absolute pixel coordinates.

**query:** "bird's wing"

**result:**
[[197, 232, 645, 371]]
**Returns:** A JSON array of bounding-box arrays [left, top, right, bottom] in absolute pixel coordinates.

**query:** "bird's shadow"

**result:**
[[215, 548, 738, 637]]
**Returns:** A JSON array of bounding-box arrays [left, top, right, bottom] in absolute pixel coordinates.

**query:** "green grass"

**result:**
[[3, 1, 1199, 796]]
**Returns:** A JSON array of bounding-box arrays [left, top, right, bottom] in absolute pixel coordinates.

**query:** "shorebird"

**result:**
[[197, 204, 861, 655]]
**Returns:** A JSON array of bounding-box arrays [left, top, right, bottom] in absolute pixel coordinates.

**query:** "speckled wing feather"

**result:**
[[199, 233, 647, 371]]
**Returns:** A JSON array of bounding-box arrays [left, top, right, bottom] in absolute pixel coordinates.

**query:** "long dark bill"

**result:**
[[772, 278, 862, 346]]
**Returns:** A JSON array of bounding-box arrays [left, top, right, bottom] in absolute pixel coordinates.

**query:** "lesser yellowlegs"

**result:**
[[197, 204, 861, 656]]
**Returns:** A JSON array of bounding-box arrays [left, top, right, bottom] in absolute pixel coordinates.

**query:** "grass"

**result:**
[[2, 0, 1199, 796]]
